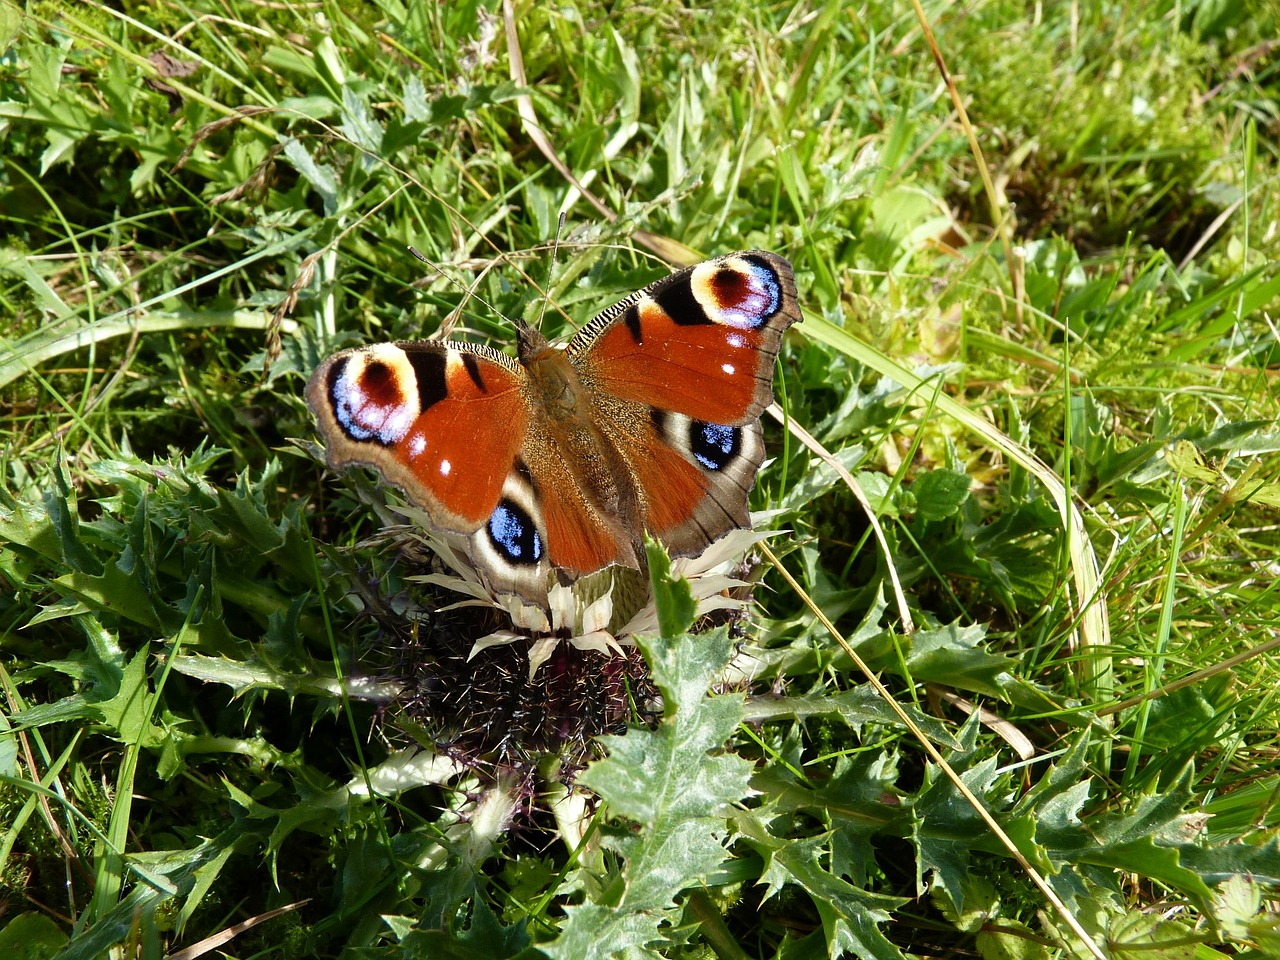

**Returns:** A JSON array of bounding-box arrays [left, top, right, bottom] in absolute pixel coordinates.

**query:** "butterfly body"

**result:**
[[307, 251, 800, 606]]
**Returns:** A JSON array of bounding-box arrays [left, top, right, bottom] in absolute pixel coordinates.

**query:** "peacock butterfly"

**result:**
[[305, 251, 801, 606]]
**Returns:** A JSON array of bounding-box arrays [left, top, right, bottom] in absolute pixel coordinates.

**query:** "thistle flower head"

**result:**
[[392, 503, 777, 677]]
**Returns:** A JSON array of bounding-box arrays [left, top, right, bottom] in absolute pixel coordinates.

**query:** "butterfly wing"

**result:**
[[305, 341, 529, 534], [569, 251, 801, 558], [307, 339, 634, 606]]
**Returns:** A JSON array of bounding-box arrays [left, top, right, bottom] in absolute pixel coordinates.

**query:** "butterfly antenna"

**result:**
[[534, 212, 567, 333], [407, 246, 523, 331]]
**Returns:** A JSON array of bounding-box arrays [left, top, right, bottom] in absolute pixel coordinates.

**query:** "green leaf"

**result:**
[[39, 126, 80, 173], [0, 4, 22, 49], [820, 754, 908, 885], [94, 649, 159, 746], [914, 755, 1025, 911], [282, 137, 338, 215], [1013, 743, 1231, 905], [262, 44, 319, 80], [930, 871, 999, 933], [1095, 842, 1214, 905], [736, 810, 910, 960], [555, 630, 750, 958], [912, 468, 972, 522], [44, 458, 103, 576], [977, 921, 1053, 960], [52, 563, 165, 631], [743, 686, 962, 748], [906, 622, 1017, 699], [1173, 836, 1280, 887], [400, 897, 530, 958], [48, 833, 237, 960], [339, 85, 384, 154], [0, 496, 61, 562], [541, 905, 666, 960], [644, 536, 696, 639], [1143, 683, 1222, 748], [0, 912, 68, 957]]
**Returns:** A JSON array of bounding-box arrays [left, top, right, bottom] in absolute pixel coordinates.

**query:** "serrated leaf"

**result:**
[[43, 462, 102, 575], [645, 537, 696, 638], [977, 921, 1052, 960], [751, 754, 905, 889], [743, 686, 962, 749], [582, 643, 749, 824], [168, 652, 338, 698], [645, 625, 736, 721], [1249, 911, 1280, 956], [1082, 839, 1212, 902], [40, 126, 80, 172], [1173, 835, 1280, 886], [913, 468, 972, 522], [95, 649, 160, 746], [1165, 441, 1219, 483], [1088, 771, 1203, 848], [339, 84, 383, 154], [542, 903, 666, 960], [0, 496, 60, 560], [932, 871, 1000, 934], [282, 137, 338, 215], [53, 563, 165, 630], [1013, 743, 1232, 905], [402, 74, 431, 122], [25, 597, 92, 626], [1198, 419, 1280, 454], [1236, 471, 1280, 508], [1109, 911, 1197, 960], [914, 756, 1018, 908], [822, 754, 907, 885], [776, 444, 868, 511], [736, 809, 910, 960], [853, 469, 897, 516], [176, 833, 239, 933], [47, 834, 237, 960], [215, 479, 286, 553], [556, 631, 751, 958], [10, 255, 73, 320], [400, 896, 530, 958], [822, 898, 910, 960], [906, 622, 1016, 698]]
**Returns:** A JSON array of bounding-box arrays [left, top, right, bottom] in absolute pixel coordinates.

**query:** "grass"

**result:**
[[2, 0, 1280, 957]]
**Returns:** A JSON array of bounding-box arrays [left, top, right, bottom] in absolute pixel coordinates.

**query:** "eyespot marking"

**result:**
[[690, 421, 741, 471], [703, 259, 781, 330], [328, 352, 416, 446], [487, 498, 543, 565]]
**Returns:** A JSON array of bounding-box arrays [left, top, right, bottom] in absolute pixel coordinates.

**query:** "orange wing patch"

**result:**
[[308, 343, 529, 533], [537, 469, 636, 574], [582, 311, 768, 425]]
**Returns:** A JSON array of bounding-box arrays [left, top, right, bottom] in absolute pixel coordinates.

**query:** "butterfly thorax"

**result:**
[[520, 337, 585, 422]]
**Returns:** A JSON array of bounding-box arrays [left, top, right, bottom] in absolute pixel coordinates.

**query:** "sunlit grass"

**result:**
[[1, 1, 1279, 957]]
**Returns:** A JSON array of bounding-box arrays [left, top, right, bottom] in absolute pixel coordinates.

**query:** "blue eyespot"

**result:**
[[714, 260, 780, 330], [329, 357, 414, 445], [691, 422, 740, 471], [487, 499, 543, 565]]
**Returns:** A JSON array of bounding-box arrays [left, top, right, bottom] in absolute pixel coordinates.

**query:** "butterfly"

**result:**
[[305, 251, 801, 607]]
